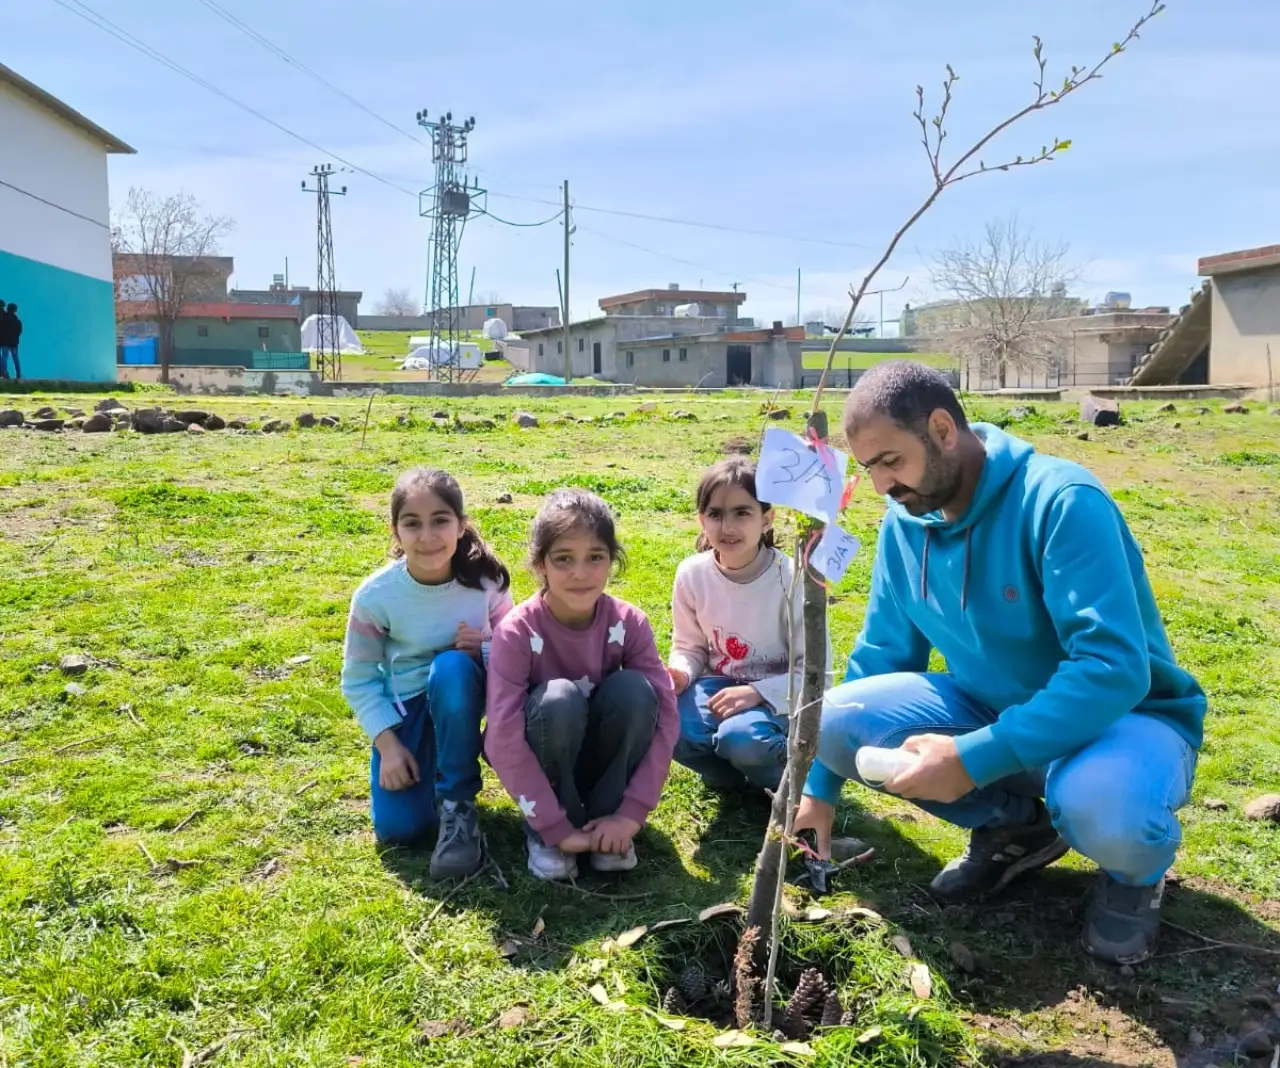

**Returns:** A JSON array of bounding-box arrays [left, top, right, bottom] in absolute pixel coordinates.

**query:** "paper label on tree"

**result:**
[[756, 427, 850, 523], [808, 523, 860, 583]]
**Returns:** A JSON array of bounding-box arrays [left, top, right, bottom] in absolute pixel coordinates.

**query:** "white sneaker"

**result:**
[[589, 843, 638, 873], [526, 830, 579, 882]]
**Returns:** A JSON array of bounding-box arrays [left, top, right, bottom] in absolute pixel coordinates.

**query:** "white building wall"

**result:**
[[0, 80, 113, 282]]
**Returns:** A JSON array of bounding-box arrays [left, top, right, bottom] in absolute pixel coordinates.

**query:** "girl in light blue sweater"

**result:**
[[341, 468, 512, 877]]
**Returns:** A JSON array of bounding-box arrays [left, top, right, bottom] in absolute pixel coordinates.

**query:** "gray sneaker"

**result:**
[[1083, 874, 1165, 965], [430, 800, 483, 880], [929, 801, 1069, 903]]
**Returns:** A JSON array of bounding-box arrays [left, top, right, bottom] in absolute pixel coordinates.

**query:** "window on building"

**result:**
[[538, 342, 544, 358], [197, 325, 209, 337], [626, 351, 634, 367], [486, 307, 496, 317], [662, 348, 671, 362], [557, 340, 563, 354], [679, 347, 688, 362], [258, 326, 270, 338], [578, 337, 584, 352]]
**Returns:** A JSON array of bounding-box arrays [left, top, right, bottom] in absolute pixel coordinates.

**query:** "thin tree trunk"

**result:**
[[745, 412, 831, 968], [159, 324, 173, 385]]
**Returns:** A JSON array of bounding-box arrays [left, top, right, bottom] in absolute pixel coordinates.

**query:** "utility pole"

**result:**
[[562, 180, 571, 382], [796, 268, 801, 329], [301, 164, 347, 381]]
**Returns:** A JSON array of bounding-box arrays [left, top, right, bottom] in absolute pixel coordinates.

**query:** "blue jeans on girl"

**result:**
[[674, 675, 787, 792], [370, 650, 484, 844], [813, 672, 1197, 886]]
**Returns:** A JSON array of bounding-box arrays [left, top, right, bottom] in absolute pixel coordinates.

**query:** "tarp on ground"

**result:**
[[505, 372, 565, 386], [300, 314, 364, 354]]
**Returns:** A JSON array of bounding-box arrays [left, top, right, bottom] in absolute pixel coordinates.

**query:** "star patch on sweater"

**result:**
[[530, 632, 544, 655], [608, 620, 626, 646], [518, 795, 537, 817], [574, 676, 596, 697]]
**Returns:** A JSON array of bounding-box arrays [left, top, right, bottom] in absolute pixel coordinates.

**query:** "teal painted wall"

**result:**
[[0, 247, 116, 382]]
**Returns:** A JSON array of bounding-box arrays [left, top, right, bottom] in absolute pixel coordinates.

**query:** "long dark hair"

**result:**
[[528, 489, 627, 585], [694, 457, 776, 553], [389, 468, 510, 592]]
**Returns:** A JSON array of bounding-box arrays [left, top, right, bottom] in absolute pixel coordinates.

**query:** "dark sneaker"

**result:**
[[429, 800, 483, 880], [929, 801, 1069, 903], [1083, 874, 1164, 965]]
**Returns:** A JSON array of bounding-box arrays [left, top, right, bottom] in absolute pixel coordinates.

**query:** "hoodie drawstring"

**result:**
[[920, 527, 973, 612]]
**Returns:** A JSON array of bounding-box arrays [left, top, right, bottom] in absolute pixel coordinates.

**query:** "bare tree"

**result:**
[[744, 2, 1166, 1021], [376, 287, 418, 317], [113, 188, 234, 384], [930, 216, 1083, 388]]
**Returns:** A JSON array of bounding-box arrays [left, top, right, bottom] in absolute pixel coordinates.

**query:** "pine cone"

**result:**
[[661, 987, 687, 1015], [820, 990, 844, 1027], [779, 1003, 811, 1041], [677, 963, 708, 1003], [840, 1007, 859, 1028], [790, 968, 829, 1018]]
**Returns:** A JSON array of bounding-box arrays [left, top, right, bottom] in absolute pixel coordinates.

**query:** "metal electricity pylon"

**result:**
[[416, 109, 485, 382], [301, 164, 347, 380]]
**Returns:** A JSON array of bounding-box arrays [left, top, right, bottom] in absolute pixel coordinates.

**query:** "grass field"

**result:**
[[342, 330, 514, 383], [2, 391, 1278, 1066]]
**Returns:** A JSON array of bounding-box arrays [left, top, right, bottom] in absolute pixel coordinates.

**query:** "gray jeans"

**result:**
[[524, 670, 658, 832]]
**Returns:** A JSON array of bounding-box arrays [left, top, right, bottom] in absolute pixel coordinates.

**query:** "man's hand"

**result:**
[[583, 815, 642, 855], [667, 667, 690, 696], [373, 730, 420, 792], [707, 684, 761, 720], [792, 795, 835, 859], [884, 734, 975, 803], [455, 623, 485, 657]]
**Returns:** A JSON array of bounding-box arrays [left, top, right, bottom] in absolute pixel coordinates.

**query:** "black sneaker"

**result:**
[[1083, 874, 1164, 965], [429, 800, 483, 880], [929, 801, 1069, 903]]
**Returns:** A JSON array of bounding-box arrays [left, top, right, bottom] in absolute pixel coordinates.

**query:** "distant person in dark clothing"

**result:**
[[0, 303, 21, 380]]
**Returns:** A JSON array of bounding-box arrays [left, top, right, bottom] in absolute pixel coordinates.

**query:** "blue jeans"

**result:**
[[673, 676, 787, 791], [0, 346, 17, 379], [817, 672, 1197, 887], [370, 650, 484, 844]]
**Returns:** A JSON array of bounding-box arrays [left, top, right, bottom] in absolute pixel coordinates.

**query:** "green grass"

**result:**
[[801, 351, 957, 372], [1, 392, 1278, 1066]]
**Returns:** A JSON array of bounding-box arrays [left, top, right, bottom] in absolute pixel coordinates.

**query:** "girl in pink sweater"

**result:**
[[668, 457, 820, 793], [485, 489, 679, 882]]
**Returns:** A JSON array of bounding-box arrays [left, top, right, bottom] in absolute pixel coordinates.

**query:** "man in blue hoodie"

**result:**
[[795, 361, 1205, 965]]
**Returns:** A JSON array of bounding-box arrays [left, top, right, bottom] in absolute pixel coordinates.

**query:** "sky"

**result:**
[[8, 0, 1277, 332]]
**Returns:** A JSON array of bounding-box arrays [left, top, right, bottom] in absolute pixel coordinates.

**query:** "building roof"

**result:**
[[1198, 244, 1280, 277], [179, 303, 300, 320], [598, 288, 747, 310], [518, 316, 608, 337], [0, 63, 135, 154]]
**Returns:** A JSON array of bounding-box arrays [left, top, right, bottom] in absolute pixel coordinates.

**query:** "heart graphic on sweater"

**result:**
[[724, 635, 751, 661]]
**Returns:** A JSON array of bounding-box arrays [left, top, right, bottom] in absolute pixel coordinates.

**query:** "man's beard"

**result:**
[[888, 437, 965, 516]]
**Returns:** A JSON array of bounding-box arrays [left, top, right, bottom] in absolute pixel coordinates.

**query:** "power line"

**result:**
[[476, 207, 564, 228], [0, 177, 108, 229], [192, 0, 430, 152], [49, 0, 418, 198], [491, 190, 882, 251]]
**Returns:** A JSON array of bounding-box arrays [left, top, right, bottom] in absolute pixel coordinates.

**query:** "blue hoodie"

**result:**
[[805, 423, 1206, 802]]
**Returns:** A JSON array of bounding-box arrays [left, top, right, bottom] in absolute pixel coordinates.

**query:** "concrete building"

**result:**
[[599, 284, 745, 322], [960, 308, 1176, 390], [119, 302, 303, 368], [0, 63, 134, 381], [358, 303, 562, 333], [517, 310, 802, 388], [115, 254, 235, 304], [230, 282, 362, 327], [1127, 245, 1280, 389]]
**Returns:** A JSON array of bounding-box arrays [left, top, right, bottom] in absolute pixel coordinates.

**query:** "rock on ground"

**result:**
[[296, 412, 317, 428], [81, 413, 113, 433], [513, 411, 538, 428], [60, 654, 90, 676], [1243, 794, 1280, 822]]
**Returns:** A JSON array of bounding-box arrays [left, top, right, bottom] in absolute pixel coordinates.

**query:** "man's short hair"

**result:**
[[844, 360, 968, 437]]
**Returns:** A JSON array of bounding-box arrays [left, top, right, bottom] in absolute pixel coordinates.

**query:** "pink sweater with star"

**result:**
[[484, 593, 679, 847]]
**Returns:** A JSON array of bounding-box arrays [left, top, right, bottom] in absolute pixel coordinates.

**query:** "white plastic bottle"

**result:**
[[855, 745, 915, 785]]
